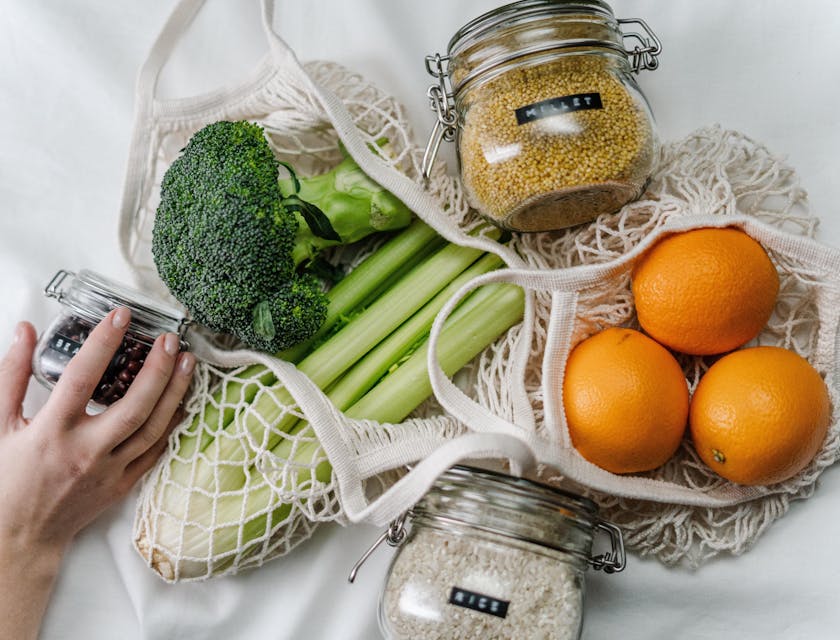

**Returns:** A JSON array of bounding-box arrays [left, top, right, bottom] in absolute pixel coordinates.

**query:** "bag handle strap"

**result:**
[[424, 215, 840, 508], [189, 332, 539, 526], [256, 1, 546, 519], [121, 0, 283, 274], [120, 0, 528, 278], [123, 0, 533, 278], [341, 432, 538, 526], [135, 0, 203, 104], [259, 2, 529, 270], [134, 0, 299, 104]]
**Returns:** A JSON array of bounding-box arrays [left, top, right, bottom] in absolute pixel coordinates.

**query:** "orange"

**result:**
[[563, 327, 689, 474], [689, 346, 831, 486], [631, 227, 779, 355]]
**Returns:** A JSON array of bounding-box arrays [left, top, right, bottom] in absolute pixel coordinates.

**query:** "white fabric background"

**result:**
[[1, 1, 839, 638]]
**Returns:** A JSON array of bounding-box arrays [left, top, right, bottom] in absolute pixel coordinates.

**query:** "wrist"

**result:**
[[0, 535, 65, 640], [0, 533, 65, 582]]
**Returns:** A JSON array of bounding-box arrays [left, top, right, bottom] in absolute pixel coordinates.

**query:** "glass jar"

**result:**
[[32, 269, 189, 410], [423, 0, 661, 232], [351, 465, 625, 640]]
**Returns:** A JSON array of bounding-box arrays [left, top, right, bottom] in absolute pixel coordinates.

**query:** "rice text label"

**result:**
[[448, 586, 509, 618]]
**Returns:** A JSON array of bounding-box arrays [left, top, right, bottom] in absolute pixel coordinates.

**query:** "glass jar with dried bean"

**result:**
[[423, 0, 662, 232], [32, 269, 189, 411]]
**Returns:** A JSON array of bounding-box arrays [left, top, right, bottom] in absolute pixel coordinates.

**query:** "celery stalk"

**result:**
[[325, 252, 504, 410]]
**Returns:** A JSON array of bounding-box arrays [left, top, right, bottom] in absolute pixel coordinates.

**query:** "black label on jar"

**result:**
[[515, 92, 603, 125], [448, 587, 509, 619], [48, 333, 83, 357]]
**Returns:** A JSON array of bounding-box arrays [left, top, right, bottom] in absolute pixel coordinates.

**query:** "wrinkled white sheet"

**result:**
[[1, 1, 839, 638]]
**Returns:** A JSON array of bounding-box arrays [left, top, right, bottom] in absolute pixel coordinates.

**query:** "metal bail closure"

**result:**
[[421, 53, 457, 182], [589, 521, 627, 574], [348, 513, 409, 583], [44, 269, 74, 301], [617, 17, 662, 73]]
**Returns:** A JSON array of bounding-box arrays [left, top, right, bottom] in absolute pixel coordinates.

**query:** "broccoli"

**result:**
[[151, 120, 412, 352]]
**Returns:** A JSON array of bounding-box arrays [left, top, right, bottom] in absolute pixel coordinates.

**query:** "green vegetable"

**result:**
[[139, 220, 524, 580], [151, 120, 412, 352], [169, 225, 500, 493], [174, 219, 446, 463]]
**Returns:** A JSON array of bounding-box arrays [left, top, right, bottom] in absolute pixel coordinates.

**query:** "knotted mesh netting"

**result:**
[[124, 59, 840, 580]]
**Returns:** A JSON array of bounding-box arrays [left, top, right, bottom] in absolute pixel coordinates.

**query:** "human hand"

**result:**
[[0, 307, 195, 558]]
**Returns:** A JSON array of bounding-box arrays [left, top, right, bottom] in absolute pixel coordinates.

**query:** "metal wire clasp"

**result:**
[[347, 512, 409, 583], [618, 17, 662, 73], [589, 521, 627, 574], [44, 269, 74, 301], [421, 53, 457, 182]]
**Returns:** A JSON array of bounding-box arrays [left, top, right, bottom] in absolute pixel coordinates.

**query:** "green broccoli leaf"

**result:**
[[252, 300, 276, 341], [284, 196, 342, 242]]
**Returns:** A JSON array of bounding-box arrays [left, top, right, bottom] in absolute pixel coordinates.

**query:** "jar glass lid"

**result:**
[[412, 465, 600, 561], [45, 269, 188, 340], [444, 0, 626, 93], [421, 464, 597, 519], [448, 0, 617, 56]]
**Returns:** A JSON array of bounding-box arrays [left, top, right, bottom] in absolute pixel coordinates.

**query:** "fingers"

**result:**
[[47, 308, 131, 422], [120, 410, 184, 490], [0, 322, 37, 427], [102, 332, 185, 445], [111, 350, 195, 462]]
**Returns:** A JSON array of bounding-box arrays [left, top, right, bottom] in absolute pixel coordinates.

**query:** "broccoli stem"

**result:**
[[284, 152, 414, 266]]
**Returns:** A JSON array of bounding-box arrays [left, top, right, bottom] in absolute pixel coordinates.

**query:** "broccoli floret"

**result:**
[[152, 120, 412, 352]]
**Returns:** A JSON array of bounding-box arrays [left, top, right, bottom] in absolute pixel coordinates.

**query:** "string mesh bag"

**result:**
[[120, 0, 507, 582], [487, 126, 840, 567], [120, 1, 840, 582], [123, 72, 480, 580]]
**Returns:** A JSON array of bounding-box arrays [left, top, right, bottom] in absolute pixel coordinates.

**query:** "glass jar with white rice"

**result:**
[[371, 465, 625, 640]]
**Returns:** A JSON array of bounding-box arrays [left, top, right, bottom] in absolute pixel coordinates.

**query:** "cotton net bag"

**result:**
[[120, 0, 840, 581]]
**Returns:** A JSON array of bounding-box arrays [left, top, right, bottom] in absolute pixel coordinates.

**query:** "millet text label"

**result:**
[[515, 92, 603, 124]]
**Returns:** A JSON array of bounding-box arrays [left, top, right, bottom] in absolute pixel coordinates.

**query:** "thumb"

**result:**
[[0, 322, 37, 428]]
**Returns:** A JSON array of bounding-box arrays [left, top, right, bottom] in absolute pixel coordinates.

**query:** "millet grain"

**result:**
[[458, 55, 654, 230]]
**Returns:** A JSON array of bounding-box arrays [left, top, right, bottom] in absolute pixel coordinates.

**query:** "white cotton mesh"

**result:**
[[124, 60, 840, 581], [500, 130, 838, 567]]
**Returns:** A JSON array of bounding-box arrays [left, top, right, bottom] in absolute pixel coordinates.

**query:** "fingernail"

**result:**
[[13, 322, 25, 344], [179, 352, 195, 375], [164, 333, 180, 356], [112, 307, 131, 329]]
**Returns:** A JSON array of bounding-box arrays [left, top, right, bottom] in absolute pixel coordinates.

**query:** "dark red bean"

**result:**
[[44, 313, 168, 407]]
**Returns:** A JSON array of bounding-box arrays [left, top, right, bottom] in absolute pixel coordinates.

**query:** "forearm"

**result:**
[[0, 539, 64, 640], [0, 314, 194, 639]]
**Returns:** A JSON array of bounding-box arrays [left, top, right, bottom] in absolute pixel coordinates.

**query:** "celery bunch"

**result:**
[[137, 220, 524, 580]]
